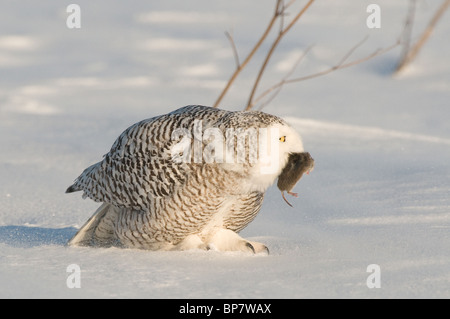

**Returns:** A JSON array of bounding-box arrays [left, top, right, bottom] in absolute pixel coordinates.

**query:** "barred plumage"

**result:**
[[66, 105, 312, 253]]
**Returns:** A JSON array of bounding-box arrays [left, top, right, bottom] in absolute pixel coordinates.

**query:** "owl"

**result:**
[[66, 105, 314, 253]]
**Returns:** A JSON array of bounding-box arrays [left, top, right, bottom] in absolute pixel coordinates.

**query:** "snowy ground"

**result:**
[[1, 0, 449, 298]]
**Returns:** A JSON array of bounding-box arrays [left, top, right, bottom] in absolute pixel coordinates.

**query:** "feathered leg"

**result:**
[[68, 203, 119, 247]]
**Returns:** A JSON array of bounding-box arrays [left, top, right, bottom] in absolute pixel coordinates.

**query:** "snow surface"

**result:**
[[1, 0, 449, 298]]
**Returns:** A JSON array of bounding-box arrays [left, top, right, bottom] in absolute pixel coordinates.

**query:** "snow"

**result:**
[[1, 0, 449, 298]]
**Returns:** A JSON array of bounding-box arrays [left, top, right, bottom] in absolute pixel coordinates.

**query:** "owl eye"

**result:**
[[279, 136, 286, 142]]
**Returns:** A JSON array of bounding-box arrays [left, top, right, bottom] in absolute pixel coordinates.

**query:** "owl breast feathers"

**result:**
[[66, 105, 312, 253]]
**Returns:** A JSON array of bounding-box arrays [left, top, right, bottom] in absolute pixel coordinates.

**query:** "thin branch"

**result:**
[[245, 0, 315, 111], [397, 0, 417, 71], [278, 0, 295, 34], [335, 36, 370, 68], [286, 41, 399, 82], [283, 0, 297, 10], [253, 38, 401, 110], [256, 45, 314, 110], [225, 31, 240, 68], [213, 0, 284, 108], [395, 0, 450, 73], [278, 3, 285, 34]]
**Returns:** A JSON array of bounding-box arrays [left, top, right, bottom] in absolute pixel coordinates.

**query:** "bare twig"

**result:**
[[213, 0, 284, 108], [253, 38, 401, 110], [225, 31, 240, 68], [395, 0, 450, 73], [283, 0, 297, 11], [397, 0, 417, 71], [214, 0, 406, 112], [245, 0, 315, 110], [256, 45, 313, 110]]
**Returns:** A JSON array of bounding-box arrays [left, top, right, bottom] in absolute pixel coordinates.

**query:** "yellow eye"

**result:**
[[279, 136, 286, 142]]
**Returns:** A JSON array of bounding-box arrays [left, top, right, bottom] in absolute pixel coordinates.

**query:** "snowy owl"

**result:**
[[66, 105, 314, 253]]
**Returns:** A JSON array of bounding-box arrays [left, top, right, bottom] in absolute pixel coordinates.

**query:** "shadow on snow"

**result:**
[[0, 225, 77, 248]]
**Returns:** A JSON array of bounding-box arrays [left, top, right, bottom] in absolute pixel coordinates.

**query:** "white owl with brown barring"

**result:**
[[66, 105, 314, 253]]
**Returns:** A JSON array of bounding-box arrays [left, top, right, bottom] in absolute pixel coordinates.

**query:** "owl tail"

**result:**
[[67, 203, 120, 247]]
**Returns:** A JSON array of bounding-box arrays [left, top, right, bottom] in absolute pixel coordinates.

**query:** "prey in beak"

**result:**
[[277, 152, 314, 207]]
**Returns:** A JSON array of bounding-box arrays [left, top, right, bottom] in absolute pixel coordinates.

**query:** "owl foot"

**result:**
[[206, 229, 269, 254], [246, 240, 270, 254], [173, 234, 209, 251]]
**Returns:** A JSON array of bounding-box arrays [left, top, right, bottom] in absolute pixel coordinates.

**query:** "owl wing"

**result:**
[[66, 105, 231, 210], [224, 191, 265, 233]]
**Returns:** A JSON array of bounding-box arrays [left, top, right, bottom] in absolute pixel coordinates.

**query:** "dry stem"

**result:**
[[245, 0, 315, 110], [395, 0, 450, 73], [225, 31, 240, 68], [212, 0, 284, 108], [253, 38, 401, 110]]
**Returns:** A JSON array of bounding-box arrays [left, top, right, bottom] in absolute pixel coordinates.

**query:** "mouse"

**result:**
[[277, 152, 314, 207]]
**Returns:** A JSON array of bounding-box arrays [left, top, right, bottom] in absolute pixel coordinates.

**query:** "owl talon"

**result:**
[[246, 241, 269, 255], [245, 242, 256, 254], [207, 229, 269, 254]]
